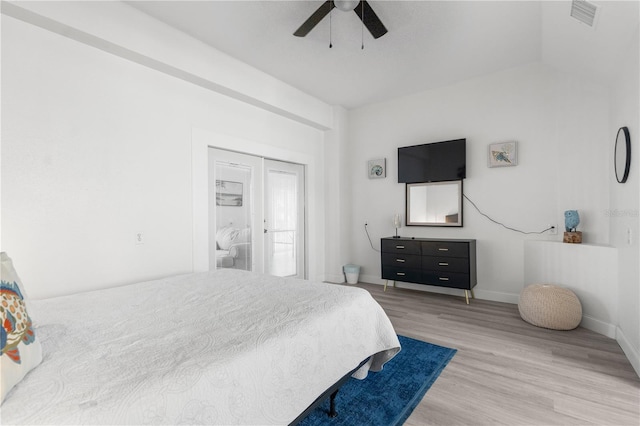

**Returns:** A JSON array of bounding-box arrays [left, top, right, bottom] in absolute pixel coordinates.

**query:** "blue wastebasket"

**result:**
[[343, 264, 360, 284]]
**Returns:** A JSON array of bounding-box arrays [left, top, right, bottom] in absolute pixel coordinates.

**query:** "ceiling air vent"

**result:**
[[570, 0, 599, 27]]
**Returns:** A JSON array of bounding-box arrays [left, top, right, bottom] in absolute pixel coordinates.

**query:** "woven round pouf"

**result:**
[[518, 284, 582, 330]]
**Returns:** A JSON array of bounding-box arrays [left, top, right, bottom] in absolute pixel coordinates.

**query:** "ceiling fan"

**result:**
[[294, 0, 388, 40]]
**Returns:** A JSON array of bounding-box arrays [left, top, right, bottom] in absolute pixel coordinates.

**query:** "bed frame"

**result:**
[[288, 358, 369, 425]]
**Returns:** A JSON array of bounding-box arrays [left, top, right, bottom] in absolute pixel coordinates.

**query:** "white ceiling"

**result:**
[[128, 0, 639, 109]]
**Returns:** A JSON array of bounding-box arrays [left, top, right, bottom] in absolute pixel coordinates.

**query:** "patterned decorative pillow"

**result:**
[[1, 252, 43, 403]]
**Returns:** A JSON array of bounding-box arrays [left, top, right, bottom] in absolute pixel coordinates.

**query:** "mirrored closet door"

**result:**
[[208, 148, 305, 279], [264, 160, 305, 278]]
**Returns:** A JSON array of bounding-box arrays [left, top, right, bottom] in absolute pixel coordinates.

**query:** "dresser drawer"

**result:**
[[422, 241, 469, 258], [381, 253, 421, 269], [382, 265, 422, 283], [422, 271, 471, 289], [381, 239, 421, 255], [422, 256, 469, 273]]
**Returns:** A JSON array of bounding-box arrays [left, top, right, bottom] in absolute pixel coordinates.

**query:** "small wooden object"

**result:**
[[563, 231, 582, 244]]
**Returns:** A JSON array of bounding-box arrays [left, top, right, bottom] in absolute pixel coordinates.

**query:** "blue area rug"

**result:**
[[298, 335, 456, 426]]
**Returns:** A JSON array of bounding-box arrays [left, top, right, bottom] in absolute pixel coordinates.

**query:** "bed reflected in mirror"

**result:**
[[406, 180, 463, 227]]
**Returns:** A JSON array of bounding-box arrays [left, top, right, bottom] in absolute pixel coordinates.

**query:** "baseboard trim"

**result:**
[[473, 289, 519, 304], [580, 315, 617, 339], [361, 274, 619, 331], [360, 274, 637, 378], [359, 274, 519, 304], [359, 274, 385, 286], [616, 326, 640, 378], [323, 273, 346, 284]]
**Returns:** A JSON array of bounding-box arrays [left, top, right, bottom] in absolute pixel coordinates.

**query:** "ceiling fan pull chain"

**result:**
[[329, 1, 333, 48], [361, 1, 364, 49]]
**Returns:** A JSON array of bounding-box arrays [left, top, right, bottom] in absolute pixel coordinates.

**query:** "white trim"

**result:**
[[580, 315, 617, 339], [359, 275, 385, 286], [360, 275, 519, 304], [617, 326, 640, 378], [360, 276, 625, 341], [192, 132, 209, 273], [324, 273, 347, 284], [471, 289, 519, 305]]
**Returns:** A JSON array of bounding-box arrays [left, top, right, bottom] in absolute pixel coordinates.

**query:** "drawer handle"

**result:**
[[438, 277, 449, 281], [438, 262, 449, 266], [438, 248, 449, 251], [396, 259, 406, 263], [396, 272, 406, 276], [396, 245, 405, 249]]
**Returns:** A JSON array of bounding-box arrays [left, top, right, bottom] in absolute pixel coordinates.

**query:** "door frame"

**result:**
[[192, 127, 315, 279]]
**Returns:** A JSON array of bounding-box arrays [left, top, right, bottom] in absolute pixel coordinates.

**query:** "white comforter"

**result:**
[[1, 269, 400, 425]]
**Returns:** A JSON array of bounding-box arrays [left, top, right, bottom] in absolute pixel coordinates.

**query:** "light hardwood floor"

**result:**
[[354, 282, 640, 426]]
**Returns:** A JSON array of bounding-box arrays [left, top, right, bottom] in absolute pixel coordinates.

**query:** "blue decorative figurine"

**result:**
[[564, 210, 580, 232]]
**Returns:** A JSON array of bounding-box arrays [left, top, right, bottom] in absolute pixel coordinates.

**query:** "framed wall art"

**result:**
[[368, 158, 386, 179], [488, 141, 518, 167], [216, 180, 243, 206]]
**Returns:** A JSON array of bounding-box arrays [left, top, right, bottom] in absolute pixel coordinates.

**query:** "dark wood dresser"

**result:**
[[381, 237, 477, 303]]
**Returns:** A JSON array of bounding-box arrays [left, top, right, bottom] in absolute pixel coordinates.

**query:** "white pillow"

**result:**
[[1, 252, 43, 403], [216, 227, 239, 250], [235, 227, 251, 243]]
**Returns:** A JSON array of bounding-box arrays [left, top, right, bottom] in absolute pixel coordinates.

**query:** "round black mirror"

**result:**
[[615, 126, 631, 183]]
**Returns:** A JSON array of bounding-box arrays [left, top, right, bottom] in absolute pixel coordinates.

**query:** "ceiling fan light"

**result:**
[[334, 0, 360, 12]]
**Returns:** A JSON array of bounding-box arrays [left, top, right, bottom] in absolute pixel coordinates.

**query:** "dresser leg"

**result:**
[[470, 289, 475, 300], [384, 280, 388, 291], [464, 290, 470, 304]]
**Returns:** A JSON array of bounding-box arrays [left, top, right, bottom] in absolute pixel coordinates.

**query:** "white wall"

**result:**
[[323, 106, 351, 283], [1, 11, 327, 298], [609, 25, 640, 375], [347, 62, 612, 303], [1, 1, 333, 130]]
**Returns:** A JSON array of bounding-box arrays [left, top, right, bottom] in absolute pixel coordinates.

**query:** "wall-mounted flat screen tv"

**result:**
[[398, 138, 466, 183]]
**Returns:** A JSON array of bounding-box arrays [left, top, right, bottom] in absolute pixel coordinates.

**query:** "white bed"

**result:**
[[1, 269, 400, 425]]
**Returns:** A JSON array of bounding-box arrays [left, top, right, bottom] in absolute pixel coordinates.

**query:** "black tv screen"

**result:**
[[398, 139, 466, 183]]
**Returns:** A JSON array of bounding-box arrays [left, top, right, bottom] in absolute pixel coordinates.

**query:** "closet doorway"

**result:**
[[208, 148, 306, 279]]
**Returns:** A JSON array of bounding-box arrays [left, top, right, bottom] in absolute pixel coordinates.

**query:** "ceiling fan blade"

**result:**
[[294, 1, 335, 37], [353, 1, 388, 39]]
